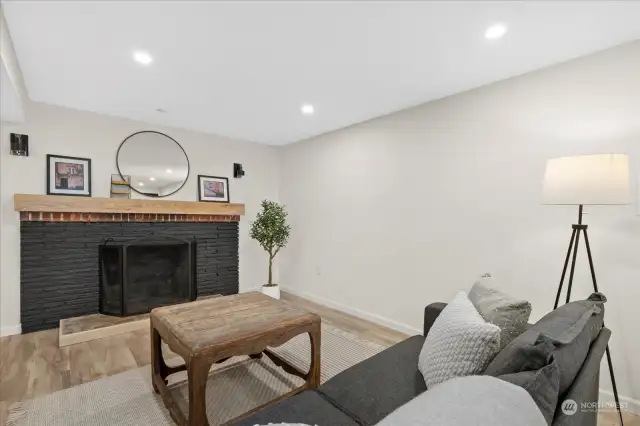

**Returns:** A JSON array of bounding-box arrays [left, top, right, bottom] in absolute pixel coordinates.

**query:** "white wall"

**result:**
[[279, 41, 640, 404], [0, 5, 27, 122], [0, 117, 3, 334], [0, 102, 280, 335]]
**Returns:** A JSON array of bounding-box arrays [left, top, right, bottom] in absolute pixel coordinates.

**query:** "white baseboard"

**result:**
[[600, 389, 640, 415], [0, 324, 22, 337], [281, 286, 422, 336]]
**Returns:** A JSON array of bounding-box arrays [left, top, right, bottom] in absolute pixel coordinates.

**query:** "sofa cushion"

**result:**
[[233, 390, 359, 426], [375, 376, 547, 426], [469, 279, 532, 350], [485, 293, 605, 398], [317, 335, 426, 426], [419, 292, 501, 388], [553, 327, 610, 426], [491, 335, 561, 425], [499, 362, 560, 425]]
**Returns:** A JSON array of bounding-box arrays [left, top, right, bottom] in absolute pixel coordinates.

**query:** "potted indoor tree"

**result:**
[[250, 200, 291, 299]]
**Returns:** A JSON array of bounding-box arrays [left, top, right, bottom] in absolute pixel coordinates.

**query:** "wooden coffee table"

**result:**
[[150, 292, 321, 426]]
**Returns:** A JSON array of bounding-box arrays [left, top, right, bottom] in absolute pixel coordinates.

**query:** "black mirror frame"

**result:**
[[116, 130, 190, 198]]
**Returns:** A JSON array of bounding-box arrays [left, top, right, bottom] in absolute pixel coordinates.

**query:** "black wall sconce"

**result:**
[[233, 163, 245, 178], [10, 133, 29, 156]]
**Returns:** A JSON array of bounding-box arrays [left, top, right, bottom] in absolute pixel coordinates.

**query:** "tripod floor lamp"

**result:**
[[543, 153, 631, 426]]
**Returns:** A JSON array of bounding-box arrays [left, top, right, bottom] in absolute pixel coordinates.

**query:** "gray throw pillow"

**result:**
[[469, 279, 532, 350], [485, 293, 606, 400], [418, 292, 501, 388], [490, 334, 561, 425], [376, 376, 547, 426]]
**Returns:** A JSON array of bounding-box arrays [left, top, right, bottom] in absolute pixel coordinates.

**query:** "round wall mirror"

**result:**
[[116, 131, 189, 197]]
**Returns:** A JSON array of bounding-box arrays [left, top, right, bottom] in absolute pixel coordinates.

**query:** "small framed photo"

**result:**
[[47, 154, 92, 196], [198, 175, 229, 203]]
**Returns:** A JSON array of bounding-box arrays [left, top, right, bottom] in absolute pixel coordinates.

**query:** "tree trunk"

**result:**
[[268, 255, 273, 285]]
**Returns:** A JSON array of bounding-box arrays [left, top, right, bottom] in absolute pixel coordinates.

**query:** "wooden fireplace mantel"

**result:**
[[14, 194, 245, 219]]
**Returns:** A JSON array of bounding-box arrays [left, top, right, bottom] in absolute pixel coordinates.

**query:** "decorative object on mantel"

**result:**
[[116, 130, 190, 198], [110, 174, 131, 199], [250, 200, 291, 299], [10, 132, 29, 156], [14, 194, 245, 217], [198, 175, 230, 203], [542, 153, 630, 426], [47, 154, 91, 196]]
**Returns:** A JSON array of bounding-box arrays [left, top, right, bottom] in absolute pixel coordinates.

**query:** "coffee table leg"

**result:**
[[151, 322, 166, 393], [151, 322, 188, 394], [307, 325, 321, 388], [188, 358, 212, 426], [262, 324, 322, 388]]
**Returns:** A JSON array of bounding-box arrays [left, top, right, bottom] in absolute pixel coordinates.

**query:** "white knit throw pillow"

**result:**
[[419, 292, 501, 388]]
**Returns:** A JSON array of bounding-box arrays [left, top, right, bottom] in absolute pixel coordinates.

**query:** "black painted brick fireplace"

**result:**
[[20, 221, 239, 333]]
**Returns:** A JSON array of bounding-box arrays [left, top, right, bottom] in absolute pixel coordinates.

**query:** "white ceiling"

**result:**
[[3, 1, 640, 145]]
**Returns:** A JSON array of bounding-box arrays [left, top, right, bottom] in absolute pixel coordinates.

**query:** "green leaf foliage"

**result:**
[[250, 199, 291, 256], [250, 200, 291, 285]]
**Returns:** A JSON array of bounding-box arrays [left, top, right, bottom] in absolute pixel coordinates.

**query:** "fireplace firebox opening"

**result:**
[[99, 235, 196, 316]]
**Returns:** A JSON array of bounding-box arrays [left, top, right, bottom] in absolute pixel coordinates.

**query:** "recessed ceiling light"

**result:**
[[301, 104, 315, 115], [149, 177, 156, 181], [485, 24, 507, 40], [166, 169, 173, 173], [133, 50, 153, 65], [139, 182, 145, 187]]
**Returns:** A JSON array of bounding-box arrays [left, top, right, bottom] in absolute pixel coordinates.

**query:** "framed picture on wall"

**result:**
[[198, 175, 229, 202], [47, 154, 92, 196]]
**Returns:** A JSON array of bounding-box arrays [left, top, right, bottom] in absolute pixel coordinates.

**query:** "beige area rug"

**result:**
[[7, 325, 387, 426]]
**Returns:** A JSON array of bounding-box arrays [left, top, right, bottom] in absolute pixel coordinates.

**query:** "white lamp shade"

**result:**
[[542, 154, 631, 205]]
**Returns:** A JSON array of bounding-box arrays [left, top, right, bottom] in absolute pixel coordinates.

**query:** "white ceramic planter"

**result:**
[[261, 285, 280, 299]]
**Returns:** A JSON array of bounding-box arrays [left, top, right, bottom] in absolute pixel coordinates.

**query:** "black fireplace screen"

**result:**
[[99, 235, 196, 316]]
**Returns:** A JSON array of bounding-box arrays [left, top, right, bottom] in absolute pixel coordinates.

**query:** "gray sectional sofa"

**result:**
[[235, 302, 611, 426]]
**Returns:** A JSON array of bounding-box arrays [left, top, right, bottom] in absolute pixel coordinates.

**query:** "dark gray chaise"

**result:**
[[234, 303, 611, 426]]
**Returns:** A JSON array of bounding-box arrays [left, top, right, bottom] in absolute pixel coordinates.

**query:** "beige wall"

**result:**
[[279, 41, 640, 405], [0, 102, 280, 335]]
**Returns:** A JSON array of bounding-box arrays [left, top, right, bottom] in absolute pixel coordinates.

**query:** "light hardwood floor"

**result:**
[[0, 292, 636, 425]]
